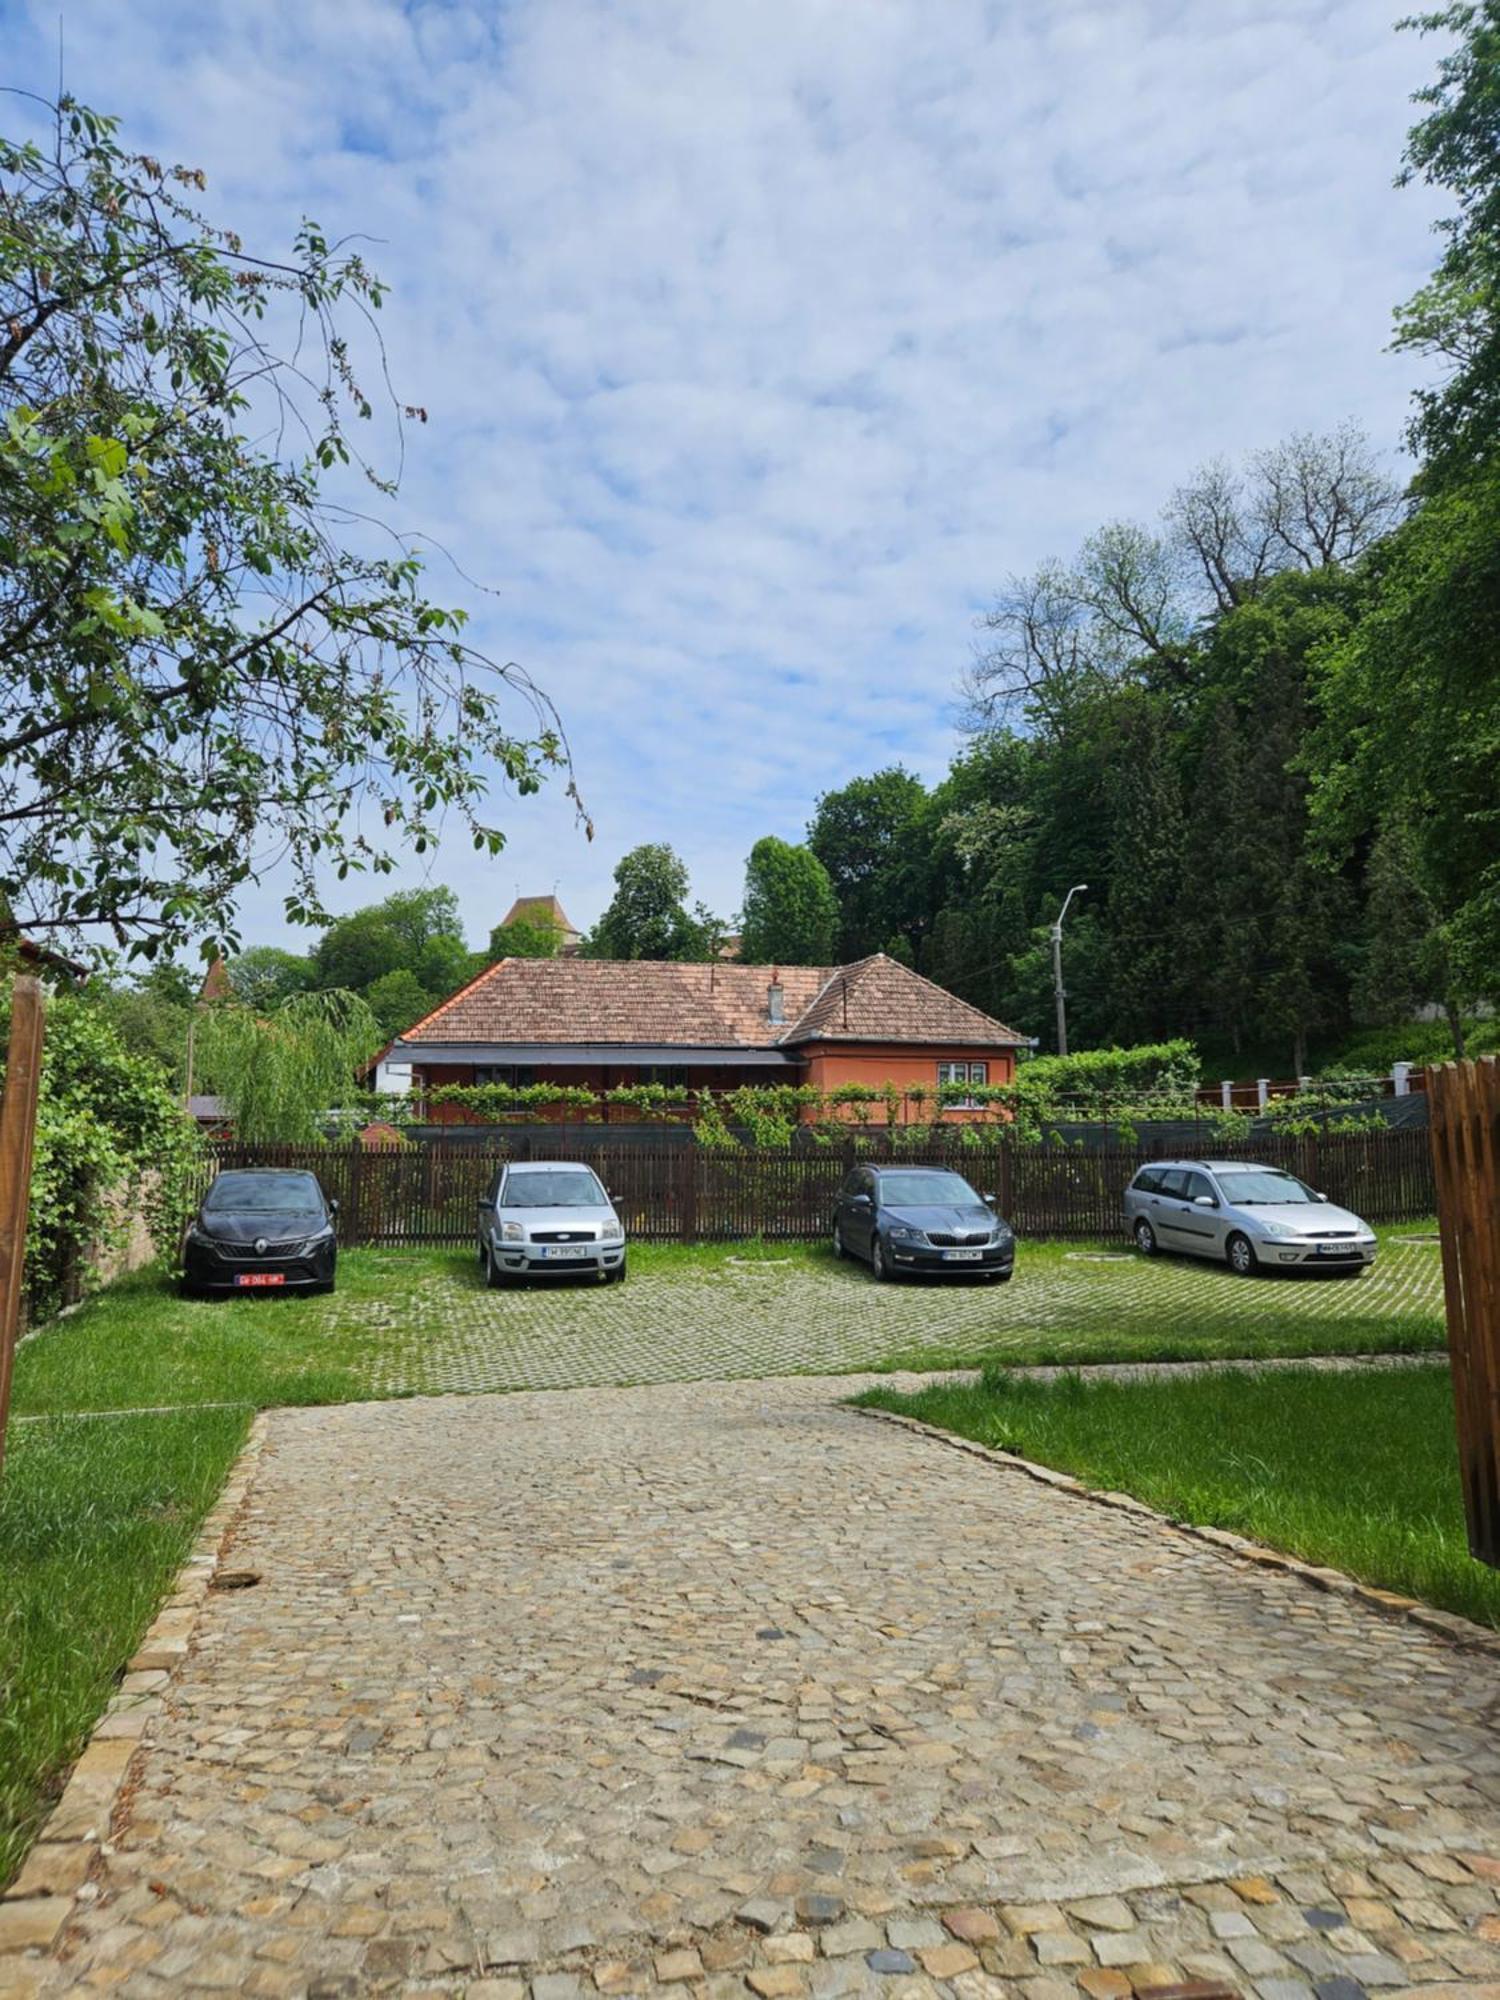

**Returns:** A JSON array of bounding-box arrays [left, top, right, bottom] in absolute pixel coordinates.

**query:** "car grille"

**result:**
[[926, 1231, 990, 1247], [529, 1229, 597, 1244], [1307, 1230, 1357, 1240], [213, 1239, 307, 1260]]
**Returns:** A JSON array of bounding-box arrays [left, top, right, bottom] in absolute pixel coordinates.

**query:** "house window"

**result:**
[[473, 1065, 536, 1088], [938, 1060, 988, 1109], [640, 1065, 689, 1087]]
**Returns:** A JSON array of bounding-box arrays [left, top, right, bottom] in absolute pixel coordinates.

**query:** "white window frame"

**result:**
[[937, 1060, 988, 1109]]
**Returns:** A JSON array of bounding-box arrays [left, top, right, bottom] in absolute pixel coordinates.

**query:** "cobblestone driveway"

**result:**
[[37, 1375, 1500, 2000], [329, 1242, 1443, 1397]]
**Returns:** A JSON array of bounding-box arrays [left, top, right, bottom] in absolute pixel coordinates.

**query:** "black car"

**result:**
[[833, 1165, 1015, 1282], [181, 1169, 339, 1296]]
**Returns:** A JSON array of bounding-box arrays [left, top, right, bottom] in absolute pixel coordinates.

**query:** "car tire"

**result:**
[[870, 1235, 893, 1282], [608, 1259, 627, 1284], [1134, 1218, 1157, 1257], [483, 1243, 507, 1290], [832, 1223, 846, 1260], [990, 1268, 1013, 1284], [1226, 1231, 1258, 1278]]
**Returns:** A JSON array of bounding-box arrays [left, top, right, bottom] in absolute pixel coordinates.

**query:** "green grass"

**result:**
[[855, 1362, 1500, 1629], [0, 1407, 250, 1886]]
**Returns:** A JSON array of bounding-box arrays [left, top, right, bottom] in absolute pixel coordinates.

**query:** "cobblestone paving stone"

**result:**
[[323, 1243, 1444, 1398], [29, 1372, 1500, 2000]]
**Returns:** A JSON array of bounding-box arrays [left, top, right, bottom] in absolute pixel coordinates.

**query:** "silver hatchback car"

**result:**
[[1123, 1159, 1377, 1276], [477, 1160, 627, 1287]]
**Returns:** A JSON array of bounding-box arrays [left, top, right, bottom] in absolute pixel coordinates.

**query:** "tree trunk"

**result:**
[[1445, 998, 1467, 1060], [1293, 1027, 1307, 1079]]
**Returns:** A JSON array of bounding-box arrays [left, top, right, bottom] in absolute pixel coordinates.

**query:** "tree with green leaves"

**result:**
[[313, 887, 471, 999], [226, 947, 314, 1012], [199, 989, 381, 1142], [807, 768, 931, 962], [487, 913, 565, 959], [364, 968, 435, 1040], [738, 838, 839, 965], [585, 845, 721, 961], [1393, 2, 1500, 480], [0, 98, 575, 966]]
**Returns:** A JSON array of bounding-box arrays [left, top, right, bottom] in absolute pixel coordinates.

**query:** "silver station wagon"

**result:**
[[1122, 1158, 1377, 1276], [477, 1160, 627, 1287]]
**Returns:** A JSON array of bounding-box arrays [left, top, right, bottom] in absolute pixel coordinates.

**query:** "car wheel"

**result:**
[[832, 1222, 846, 1260], [990, 1268, 1013, 1284], [606, 1258, 627, 1284], [870, 1235, 893, 1282], [483, 1244, 506, 1290], [1226, 1231, 1258, 1277], [1134, 1218, 1157, 1257]]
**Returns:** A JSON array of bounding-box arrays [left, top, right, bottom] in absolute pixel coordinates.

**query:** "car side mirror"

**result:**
[[982, 1193, 997, 1207], [328, 1197, 340, 1216], [852, 1192, 871, 1207], [1193, 1194, 1216, 1208], [1314, 1191, 1329, 1202]]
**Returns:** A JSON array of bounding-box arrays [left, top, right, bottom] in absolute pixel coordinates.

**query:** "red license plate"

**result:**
[[235, 1272, 285, 1287]]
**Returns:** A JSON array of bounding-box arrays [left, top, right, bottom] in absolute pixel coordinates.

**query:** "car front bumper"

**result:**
[[1259, 1240, 1378, 1268], [493, 1240, 626, 1278], [182, 1241, 336, 1292], [887, 1240, 1014, 1275]]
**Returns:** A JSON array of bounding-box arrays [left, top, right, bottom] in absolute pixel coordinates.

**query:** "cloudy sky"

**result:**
[[9, 0, 1446, 948]]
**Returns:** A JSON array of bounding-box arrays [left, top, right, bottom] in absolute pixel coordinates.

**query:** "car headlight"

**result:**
[[599, 1220, 623, 1242], [501, 1220, 525, 1242], [991, 1224, 1013, 1245], [1258, 1220, 1297, 1240], [887, 1223, 926, 1244], [300, 1227, 335, 1252]]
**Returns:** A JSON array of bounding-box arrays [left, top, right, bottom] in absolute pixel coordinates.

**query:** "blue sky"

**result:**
[[7, 0, 1447, 948]]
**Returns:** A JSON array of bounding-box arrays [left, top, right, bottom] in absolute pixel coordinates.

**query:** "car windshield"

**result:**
[[203, 1172, 322, 1214], [1215, 1169, 1320, 1206], [876, 1172, 983, 1207], [503, 1170, 605, 1208]]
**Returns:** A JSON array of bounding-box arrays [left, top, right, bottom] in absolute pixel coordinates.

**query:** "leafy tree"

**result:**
[[1352, 816, 1469, 1053], [365, 968, 434, 1040], [1393, 3, 1500, 478], [313, 887, 470, 998], [487, 914, 565, 959], [738, 838, 839, 964], [83, 976, 191, 1086], [0, 987, 203, 1318], [585, 845, 720, 961], [226, 947, 314, 1012], [199, 989, 381, 1142], [1100, 698, 1190, 1043], [807, 769, 930, 962], [1311, 463, 1500, 1001], [0, 99, 573, 965]]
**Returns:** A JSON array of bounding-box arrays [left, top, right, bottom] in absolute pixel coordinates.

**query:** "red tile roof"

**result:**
[[398, 953, 1023, 1050]]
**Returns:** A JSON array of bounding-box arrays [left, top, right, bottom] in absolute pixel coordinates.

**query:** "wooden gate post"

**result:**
[[1429, 1058, 1500, 1567], [0, 977, 46, 1478]]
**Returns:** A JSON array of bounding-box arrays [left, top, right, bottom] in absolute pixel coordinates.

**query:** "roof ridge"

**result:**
[[399, 955, 510, 1041]]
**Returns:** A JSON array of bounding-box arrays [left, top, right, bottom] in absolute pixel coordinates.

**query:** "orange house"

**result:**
[[388, 953, 1027, 1125]]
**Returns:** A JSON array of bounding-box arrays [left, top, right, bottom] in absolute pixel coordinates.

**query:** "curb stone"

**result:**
[[854, 1402, 1500, 1658], [0, 1411, 268, 1994]]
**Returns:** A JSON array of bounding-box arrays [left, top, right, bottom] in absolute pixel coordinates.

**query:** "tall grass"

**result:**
[[0, 1408, 249, 1886]]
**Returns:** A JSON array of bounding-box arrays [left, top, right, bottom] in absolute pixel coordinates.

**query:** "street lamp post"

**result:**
[[1050, 883, 1088, 1057]]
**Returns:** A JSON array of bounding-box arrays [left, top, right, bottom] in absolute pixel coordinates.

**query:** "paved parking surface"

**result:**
[[320, 1241, 1445, 1398], [34, 1372, 1500, 1999]]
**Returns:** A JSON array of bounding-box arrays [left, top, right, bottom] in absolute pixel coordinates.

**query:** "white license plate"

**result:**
[[942, 1248, 984, 1262], [1315, 1243, 1353, 1256], [538, 1244, 592, 1259]]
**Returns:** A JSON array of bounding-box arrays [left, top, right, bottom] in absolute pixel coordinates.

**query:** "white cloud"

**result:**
[[10, 0, 1447, 945]]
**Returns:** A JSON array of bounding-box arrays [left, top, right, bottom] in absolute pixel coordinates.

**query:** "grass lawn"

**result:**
[[0, 1407, 250, 1887], [855, 1362, 1500, 1629]]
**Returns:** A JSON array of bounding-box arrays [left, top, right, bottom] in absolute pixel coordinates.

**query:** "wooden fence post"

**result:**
[[0, 977, 46, 1479], [1429, 1058, 1500, 1568]]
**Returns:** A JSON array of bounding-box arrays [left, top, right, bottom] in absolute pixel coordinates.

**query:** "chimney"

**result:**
[[767, 972, 785, 1025]]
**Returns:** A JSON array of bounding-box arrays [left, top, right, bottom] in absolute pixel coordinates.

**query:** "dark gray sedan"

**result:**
[[833, 1164, 1014, 1282]]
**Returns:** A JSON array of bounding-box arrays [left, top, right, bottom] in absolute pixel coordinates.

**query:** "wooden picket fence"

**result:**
[[1429, 1059, 1500, 1569], [203, 1125, 1436, 1247]]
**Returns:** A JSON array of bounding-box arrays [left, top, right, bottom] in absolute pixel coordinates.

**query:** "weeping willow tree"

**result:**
[[200, 990, 381, 1143]]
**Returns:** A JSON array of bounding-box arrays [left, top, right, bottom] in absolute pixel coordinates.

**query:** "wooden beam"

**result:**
[[0, 975, 46, 1477]]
